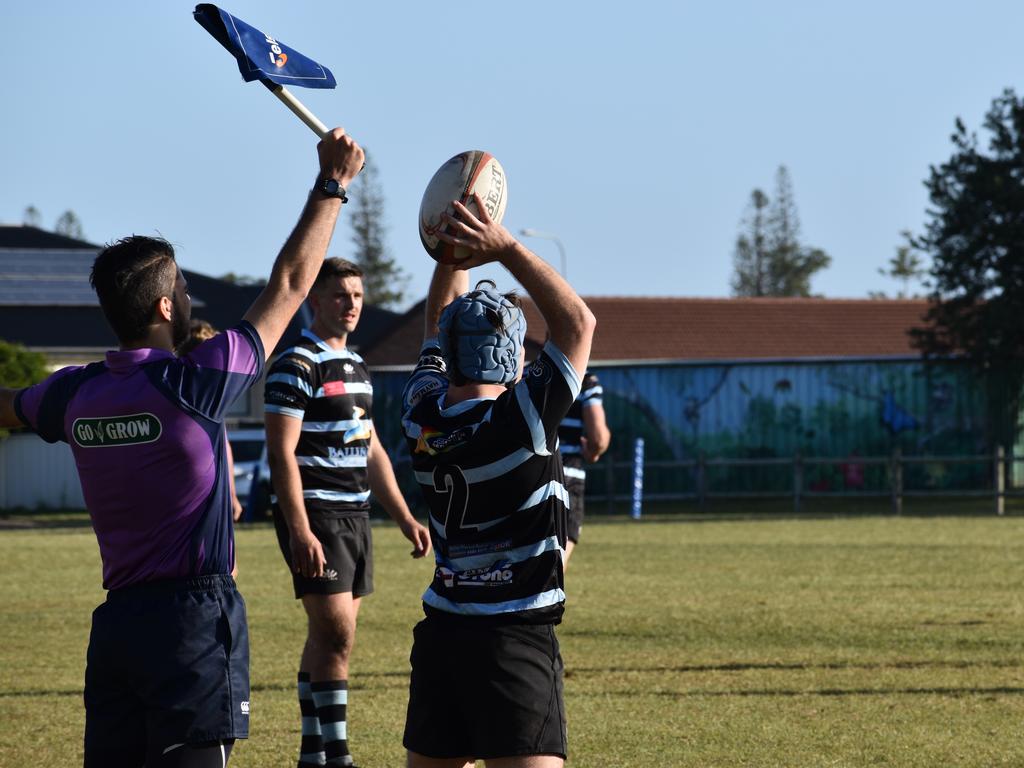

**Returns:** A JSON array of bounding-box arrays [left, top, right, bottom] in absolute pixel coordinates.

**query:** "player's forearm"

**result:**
[[584, 406, 611, 457], [425, 262, 468, 339], [0, 388, 22, 429], [500, 242, 595, 374], [267, 453, 311, 533]]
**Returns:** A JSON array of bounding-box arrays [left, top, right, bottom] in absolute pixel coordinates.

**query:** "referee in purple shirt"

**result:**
[[0, 128, 364, 768]]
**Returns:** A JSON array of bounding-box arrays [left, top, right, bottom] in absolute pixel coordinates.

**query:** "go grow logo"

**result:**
[[72, 413, 162, 448]]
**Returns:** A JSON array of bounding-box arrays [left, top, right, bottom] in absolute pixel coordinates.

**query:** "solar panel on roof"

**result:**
[[0, 248, 99, 306]]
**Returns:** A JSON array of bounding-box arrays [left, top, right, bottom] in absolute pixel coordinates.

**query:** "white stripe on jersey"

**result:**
[[414, 447, 534, 486], [543, 340, 582, 399], [265, 404, 305, 419], [582, 398, 603, 407], [441, 535, 563, 572], [563, 465, 587, 480], [581, 385, 603, 400], [296, 455, 368, 468], [302, 489, 371, 502], [266, 373, 313, 396], [422, 586, 566, 616], [517, 481, 569, 511], [515, 381, 551, 456], [312, 382, 373, 398], [301, 418, 373, 433], [287, 345, 364, 365]]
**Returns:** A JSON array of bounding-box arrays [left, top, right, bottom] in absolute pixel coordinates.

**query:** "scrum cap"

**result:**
[[438, 285, 525, 385]]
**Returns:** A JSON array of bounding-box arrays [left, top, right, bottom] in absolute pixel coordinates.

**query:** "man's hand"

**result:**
[[231, 496, 244, 522], [436, 195, 518, 270], [290, 528, 327, 578], [399, 516, 432, 559], [581, 436, 599, 463], [317, 128, 365, 188]]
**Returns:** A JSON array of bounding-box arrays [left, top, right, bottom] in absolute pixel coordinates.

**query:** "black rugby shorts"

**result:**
[[404, 616, 567, 760], [273, 509, 374, 599]]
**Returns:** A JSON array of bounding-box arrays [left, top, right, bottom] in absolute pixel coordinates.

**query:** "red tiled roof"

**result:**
[[362, 296, 932, 368]]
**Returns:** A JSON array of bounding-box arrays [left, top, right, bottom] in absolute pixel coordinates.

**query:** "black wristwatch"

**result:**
[[316, 178, 349, 203]]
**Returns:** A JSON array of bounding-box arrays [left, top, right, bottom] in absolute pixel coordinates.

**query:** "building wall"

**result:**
[[368, 357, 1016, 501], [0, 433, 84, 509]]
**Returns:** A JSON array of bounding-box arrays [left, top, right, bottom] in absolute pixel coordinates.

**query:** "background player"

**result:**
[[264, 257, 430, 768], [0, 128, 364, 768], [557, 371, 611, 568], [400, 195, 595, 767]]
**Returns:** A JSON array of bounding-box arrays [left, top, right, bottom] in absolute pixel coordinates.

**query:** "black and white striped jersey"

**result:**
[[402, 338, 582, 625], [557, 371, 603, 481], [263, 329, 374, 518]]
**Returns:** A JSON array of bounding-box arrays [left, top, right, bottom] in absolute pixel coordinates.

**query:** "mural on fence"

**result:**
[[369, 358, 1012, 500]]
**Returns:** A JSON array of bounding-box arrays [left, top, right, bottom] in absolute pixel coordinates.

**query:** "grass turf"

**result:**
[[1, 514, 1023, 766]]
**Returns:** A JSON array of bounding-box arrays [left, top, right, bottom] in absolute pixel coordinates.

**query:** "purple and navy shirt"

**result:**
[[14, 322, 264, 590]]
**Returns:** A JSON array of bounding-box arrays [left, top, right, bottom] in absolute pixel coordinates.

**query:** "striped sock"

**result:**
[[297, 672, 326, 767], [311, 680, 353, 767]]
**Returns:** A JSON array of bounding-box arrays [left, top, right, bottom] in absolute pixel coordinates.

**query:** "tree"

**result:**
[[219, 272, 267, 287], [910, 88, 1024, 449], [22, 205, 41, 227], [731, 189, 771, 296], [731, 166, 831, 297], [874, 231, 927, 298], [0, 340, 48, 389], [347, 150, 408, 308], [54, 209, 84, 240]]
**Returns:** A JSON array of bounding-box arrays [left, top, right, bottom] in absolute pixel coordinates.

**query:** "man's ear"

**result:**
[[156, 295, 173, 323]]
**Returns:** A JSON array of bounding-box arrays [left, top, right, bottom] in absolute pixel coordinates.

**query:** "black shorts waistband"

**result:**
[[106, 574, 237, 601]]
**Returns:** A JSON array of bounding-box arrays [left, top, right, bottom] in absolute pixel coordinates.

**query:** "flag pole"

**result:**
[[260, 80, 328, 138]]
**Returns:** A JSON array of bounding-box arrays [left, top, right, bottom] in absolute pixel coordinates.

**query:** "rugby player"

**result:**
[[400, 196, 595, 767], [264, 257, 430, 768], [557, 371, 611, 568], [0, 127, 364, 768]]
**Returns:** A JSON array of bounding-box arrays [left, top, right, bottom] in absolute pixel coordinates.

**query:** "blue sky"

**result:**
[[3, 2, 1021, 308]]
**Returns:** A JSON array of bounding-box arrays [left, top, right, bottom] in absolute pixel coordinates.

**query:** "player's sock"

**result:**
[[311, 680, 353, 767], [297, 672, 326, 767]]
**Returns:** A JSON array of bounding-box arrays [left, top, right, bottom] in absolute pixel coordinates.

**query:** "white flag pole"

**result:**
[[260, 80, 328, 138]]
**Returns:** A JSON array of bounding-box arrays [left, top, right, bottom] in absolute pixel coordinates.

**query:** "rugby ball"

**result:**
[[419, 151, 508, 263]]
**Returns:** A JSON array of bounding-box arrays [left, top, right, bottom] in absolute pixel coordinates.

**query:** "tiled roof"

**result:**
[[362, 296, 932, 367]]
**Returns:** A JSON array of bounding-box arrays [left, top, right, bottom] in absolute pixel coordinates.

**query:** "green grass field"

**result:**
[[2, 514, 1023, 767]]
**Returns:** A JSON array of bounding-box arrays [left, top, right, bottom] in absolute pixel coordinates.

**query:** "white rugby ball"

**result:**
[[419, 150, 508, 263]]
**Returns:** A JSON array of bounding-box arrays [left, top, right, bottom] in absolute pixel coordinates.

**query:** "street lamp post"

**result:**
[[519, 228, 567, 278]]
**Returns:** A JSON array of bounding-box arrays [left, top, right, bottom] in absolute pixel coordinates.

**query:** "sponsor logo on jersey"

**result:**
[[72, 413, 162, 448], [343, 362, 355, 374], [240, 701, 250, 715], [343, 407, 372, 443], [323, 380, 347, 396], [328, 446, 368, 459], [527, 358, 553, 385], [436, 561, 514, 588], [415, 425, 472, 455]]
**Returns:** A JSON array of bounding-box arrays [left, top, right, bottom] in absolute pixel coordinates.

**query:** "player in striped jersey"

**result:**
[[265, 258, 430, 768], [557, 371, 611, 568], [400, 196, 595, 767]]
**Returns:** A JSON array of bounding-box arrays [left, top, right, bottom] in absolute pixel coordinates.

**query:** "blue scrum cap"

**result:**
[[438, 285, 526, 385]]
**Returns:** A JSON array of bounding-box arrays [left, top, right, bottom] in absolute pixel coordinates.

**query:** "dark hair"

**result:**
[[90, 235, 178, 343], [176, 318, 217, 356], [313, 258, 363, 291]]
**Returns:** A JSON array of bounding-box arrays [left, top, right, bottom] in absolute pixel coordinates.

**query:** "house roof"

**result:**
[[362, 296, 932, 368], [0, 226, 402, 355]]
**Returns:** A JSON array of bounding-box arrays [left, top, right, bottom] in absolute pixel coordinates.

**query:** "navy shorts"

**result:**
[[273, 509, 374, 599], [83, 575, 250, 768], [404, 617, 567, 760]]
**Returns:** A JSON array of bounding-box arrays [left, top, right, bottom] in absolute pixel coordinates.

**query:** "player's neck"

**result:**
[[310, 321, 348, 350]]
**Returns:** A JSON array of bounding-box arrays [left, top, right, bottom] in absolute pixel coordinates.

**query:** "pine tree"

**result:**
[[348, 150, 408, 308]]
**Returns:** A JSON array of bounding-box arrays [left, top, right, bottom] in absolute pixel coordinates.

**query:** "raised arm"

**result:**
[[424, 262, 468, 341], [243, 129, 365, 355], [439, 197, 596, 377]]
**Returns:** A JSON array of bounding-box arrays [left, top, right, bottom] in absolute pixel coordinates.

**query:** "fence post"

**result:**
[[793, 452, 803, 514], [696, 452, 707, 509], [631, 438, 645, 520], [995, 444, 1006, 516], [605, 456, 615, 516], [890, 446, 903, 516]]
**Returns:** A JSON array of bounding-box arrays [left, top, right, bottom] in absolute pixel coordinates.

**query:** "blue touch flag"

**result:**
[[193, 4, 336, 89]]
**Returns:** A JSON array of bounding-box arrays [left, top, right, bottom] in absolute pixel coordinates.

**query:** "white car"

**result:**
[[227, 428, 271, 517]]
